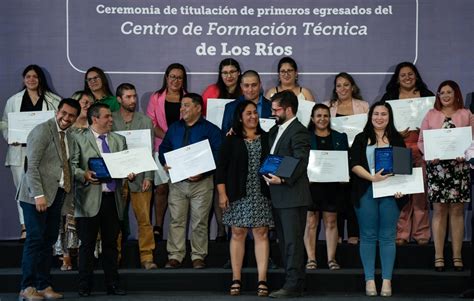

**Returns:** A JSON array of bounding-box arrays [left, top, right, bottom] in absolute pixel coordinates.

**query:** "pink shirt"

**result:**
[[417, 108, 474, 154], [146, 91, 169, 151], [323, 98, 369, 117]]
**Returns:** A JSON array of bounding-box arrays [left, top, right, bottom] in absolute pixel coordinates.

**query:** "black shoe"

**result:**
[[269, 288, 303, 298], [106, 285, 126, 295], [460, 288, 474, 298], [78, 287, 91, 297], [153, 226, 163, 241]]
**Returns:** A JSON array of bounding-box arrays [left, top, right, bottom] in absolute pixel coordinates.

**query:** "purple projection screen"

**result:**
[[0, 0, 473, 239]]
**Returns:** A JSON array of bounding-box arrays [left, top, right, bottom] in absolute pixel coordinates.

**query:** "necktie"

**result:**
[[98, 134, 116, 191], [59, 131, 71, 193]]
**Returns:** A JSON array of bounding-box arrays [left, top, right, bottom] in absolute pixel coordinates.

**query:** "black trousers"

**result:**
[[273, 206, 307, 291], [77, 193, 120, 290]]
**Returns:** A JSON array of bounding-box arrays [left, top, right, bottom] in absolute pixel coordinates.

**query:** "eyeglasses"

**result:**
[[86, 76, 100, 83], [279, 69, 295, 75], [168, 75, 184, 81], [271, 107, 285, 113], [221, 70, 238, 77]]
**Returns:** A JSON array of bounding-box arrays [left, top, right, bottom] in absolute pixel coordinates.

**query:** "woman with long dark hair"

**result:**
[[202, 58, 242, 116], [350, 101, 406, 296], [265, 56, 315, 101], [381, 62, 434, 246], [216, 100, 273, 296], [2, 64, 61, 240], [84, 66, 120, 111], [146, 63, 188, 241]]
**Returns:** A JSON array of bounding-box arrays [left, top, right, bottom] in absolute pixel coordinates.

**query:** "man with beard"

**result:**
[[112, 83, 156, 270], [17, 98, 80, 300], [263, 90, 311, 298]]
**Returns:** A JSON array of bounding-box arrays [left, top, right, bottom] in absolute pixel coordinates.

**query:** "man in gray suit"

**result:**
[[17, 98, 80, 300], [72, 102, 134, 297], [112, 83, 156, 270], [263, 90, 311, 298]]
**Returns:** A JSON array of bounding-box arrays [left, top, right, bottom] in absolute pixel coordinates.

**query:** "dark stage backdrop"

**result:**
[[1, 0, 473, 239]]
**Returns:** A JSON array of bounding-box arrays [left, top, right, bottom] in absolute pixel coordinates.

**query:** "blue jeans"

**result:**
[[20, 189, 65, 290], [354, 186, 400, 281]]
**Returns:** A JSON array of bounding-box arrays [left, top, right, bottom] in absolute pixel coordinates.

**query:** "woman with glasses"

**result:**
[[265, 56, 315, 101], [83, 66, 120, 112], [324, 72, 369, 245], [146, 63, 188, 241], [418, 80, 473, 272], [2, 64, 61, 240], [381, 62, 434, 247], [202, 58, 242, 117]]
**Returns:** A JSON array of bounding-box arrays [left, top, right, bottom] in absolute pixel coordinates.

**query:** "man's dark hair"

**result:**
[[58, 98, 81, 117], [271, 90, 298, 115], [116, 83, 136, 98], [183, 93, 203, 108], [87, 102, 110, 125]]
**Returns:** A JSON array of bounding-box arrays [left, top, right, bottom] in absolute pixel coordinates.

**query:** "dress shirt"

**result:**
[[90, 128, 113, 192], [270, 116, 297, 154]]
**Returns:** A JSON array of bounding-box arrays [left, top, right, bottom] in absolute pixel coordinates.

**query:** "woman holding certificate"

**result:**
[[418, 80, 473, 272], [265, 56, 315, 101], [350, 101, 405, 296], [2, 64, 61, 240], [304, 104, 349, 270], [216, 101, 274, 296], [381, 62, 434, 246], [201, 58, 242, 117], [146, 63, 188, 241], [324, 72, 369, 245]]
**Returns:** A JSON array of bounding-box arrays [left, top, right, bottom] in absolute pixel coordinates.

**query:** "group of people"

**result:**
[[2, 58, 473, 299]]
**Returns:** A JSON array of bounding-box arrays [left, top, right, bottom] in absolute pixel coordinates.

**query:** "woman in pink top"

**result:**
[[202, 58, 242, 117], [323, 72, 369, 246], [146, 63, 188, 240], [418, 80, 473, 272]]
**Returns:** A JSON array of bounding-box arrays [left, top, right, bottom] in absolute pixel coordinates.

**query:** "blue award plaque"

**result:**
[[259, 155, 284, 176], [375, 147, 393, 175], [88, 157, 112, 182]]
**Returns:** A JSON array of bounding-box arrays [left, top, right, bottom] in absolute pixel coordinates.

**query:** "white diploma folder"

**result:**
[[386, 96, 435, 130], [423, 127, 472, 161], [331, 114, 367, 146], [206, 98, 235, 129], [115, 129, 152, 152], [101, 148, 158, 178], [8, 111, 55, 144], [307, 150, 349, 182], [372, 167, 425, 198], [259, 118, 275, 132], [164, 139, 216, 183], [296, 100, 315, 128]]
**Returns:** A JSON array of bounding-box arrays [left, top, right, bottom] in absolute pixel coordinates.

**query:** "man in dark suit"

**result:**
[[72, 102, 135, 297], [17, 98, 80, 300], [263, 90, 312, 298]]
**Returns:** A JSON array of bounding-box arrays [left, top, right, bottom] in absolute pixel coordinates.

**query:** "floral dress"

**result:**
[[426, 117, 470, 203], [223, 137, 274, 228]]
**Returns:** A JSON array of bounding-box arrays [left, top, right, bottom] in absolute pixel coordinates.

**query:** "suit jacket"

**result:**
[[16, 118, 74, 206], [112, 111, 154, 192], [71, 128, 127, 219], [268, 118, 312, 209]]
